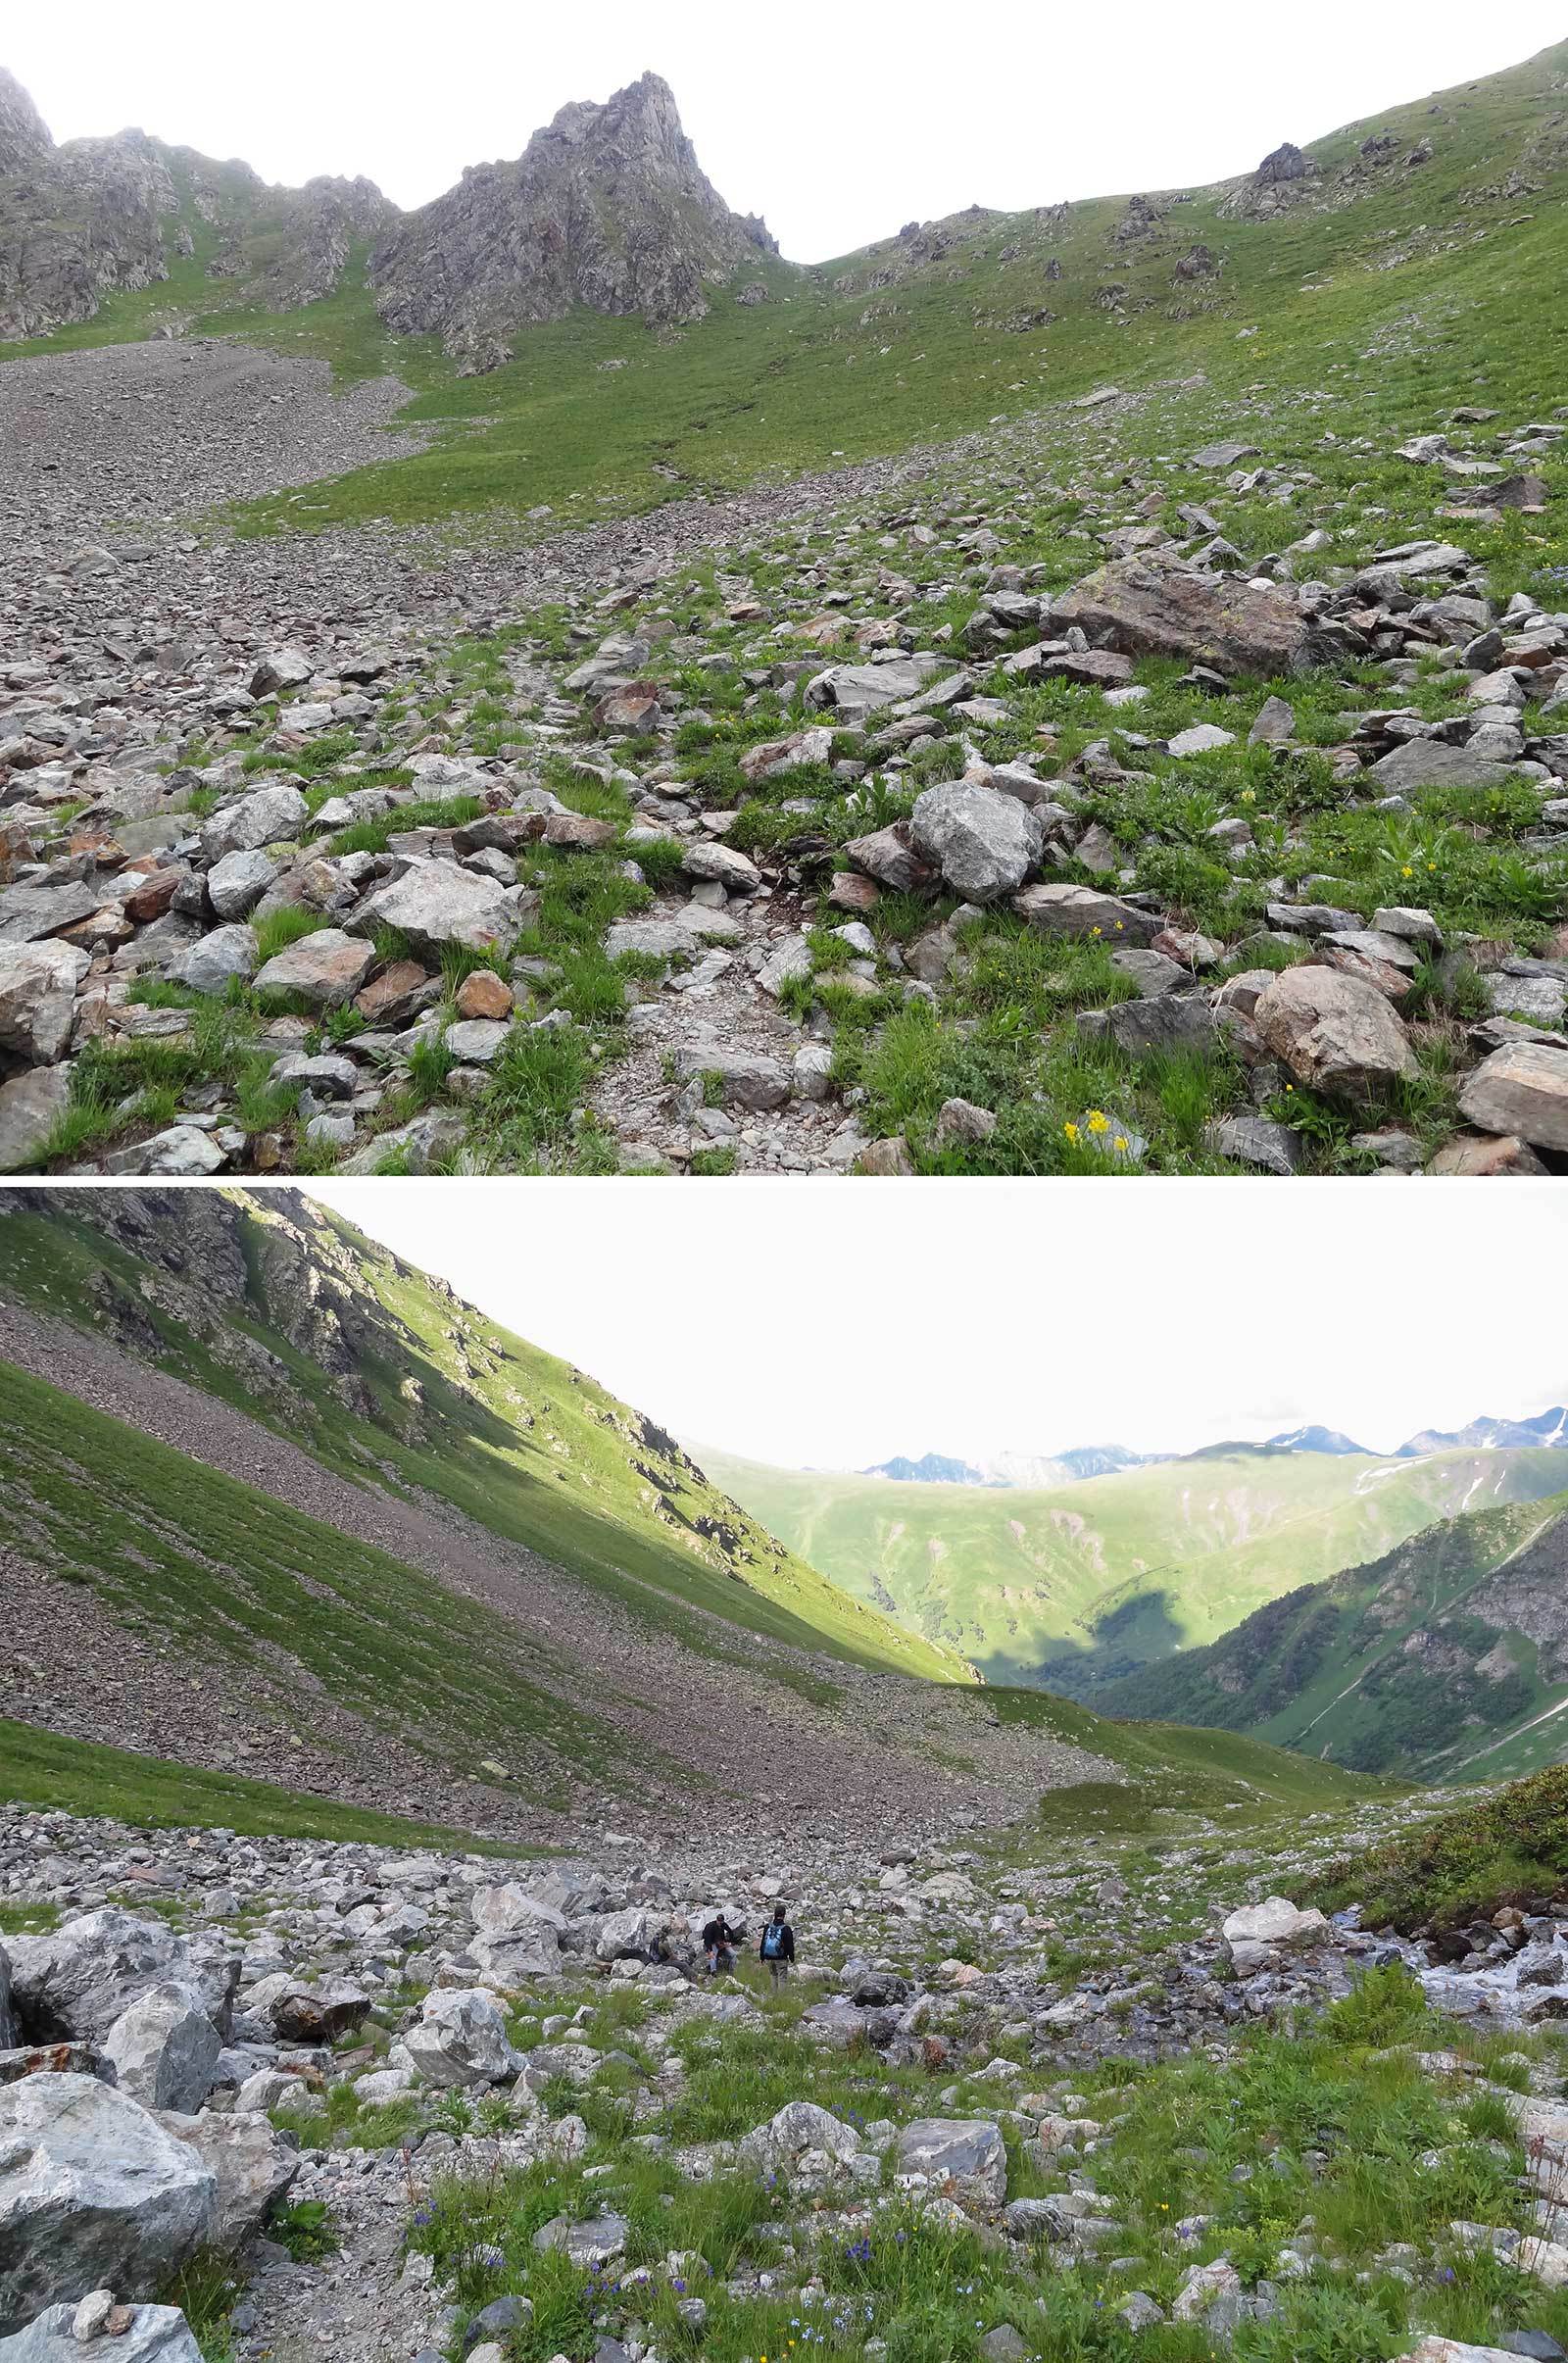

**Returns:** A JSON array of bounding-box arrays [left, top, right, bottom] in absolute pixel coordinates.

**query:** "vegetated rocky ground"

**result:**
[[10, 1779, 1568, 2363], [2, 336, 1566, 1178]]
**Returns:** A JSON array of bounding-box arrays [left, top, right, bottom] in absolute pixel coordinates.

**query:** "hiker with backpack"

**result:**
[[760, 1901, 796, 1988]]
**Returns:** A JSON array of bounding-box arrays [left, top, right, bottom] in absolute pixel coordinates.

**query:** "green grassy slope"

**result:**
[[3, 43, 1565, 537], [0, 1196, 964, 1690], [702, 1445, 1568, 1694], [1101, 1494, 1568, 1782], [1317, 1763, 1568, 1933], [982, 1683, 1375, 1835], [0, 1354, 633, 1808]]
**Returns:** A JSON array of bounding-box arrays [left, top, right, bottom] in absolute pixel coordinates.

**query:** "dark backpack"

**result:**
[[761, 1922, 787, 1960]]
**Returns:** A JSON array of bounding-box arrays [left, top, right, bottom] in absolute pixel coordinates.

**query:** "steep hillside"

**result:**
[[703, 1444, 1568, 1695], [1101, 1496, 1568, 1778], [2, 1185, 1121, 1847], [0, 66, 396, 342]]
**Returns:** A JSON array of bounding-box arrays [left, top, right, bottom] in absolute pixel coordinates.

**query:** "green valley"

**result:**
[[702, 1443, 1568, 1695]]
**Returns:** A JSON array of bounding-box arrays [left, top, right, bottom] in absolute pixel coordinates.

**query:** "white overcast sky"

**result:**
[[302, 1181, 1568, 1471], [9, 3, 1565, 262]]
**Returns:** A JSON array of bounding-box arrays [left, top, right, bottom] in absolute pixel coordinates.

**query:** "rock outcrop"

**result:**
[[370, 73, 774, 364], [0, 73, 396, 340]]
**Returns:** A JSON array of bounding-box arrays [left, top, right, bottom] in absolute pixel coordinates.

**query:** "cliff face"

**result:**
[[0, 76, 179, 338], [369, 72, 775, 367]]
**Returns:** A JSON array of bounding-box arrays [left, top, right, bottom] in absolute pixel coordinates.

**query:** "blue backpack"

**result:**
[[761, 1921, 787, 1959]]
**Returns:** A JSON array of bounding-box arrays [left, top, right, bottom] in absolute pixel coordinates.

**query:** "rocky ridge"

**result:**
[[0, 66, 769, 354], [371, 74, 776, 367]]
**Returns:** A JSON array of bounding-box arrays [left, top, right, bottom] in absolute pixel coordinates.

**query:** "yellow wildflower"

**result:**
[[1087, 1110, 1109, 1134]]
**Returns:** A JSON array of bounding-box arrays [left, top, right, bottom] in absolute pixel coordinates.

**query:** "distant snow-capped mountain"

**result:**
[[1396, 1406, 1568, 1457]]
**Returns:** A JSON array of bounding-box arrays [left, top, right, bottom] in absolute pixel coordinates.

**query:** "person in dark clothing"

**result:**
[[759, 1901, 796, 1988], [701, 1911, 739, 1975]]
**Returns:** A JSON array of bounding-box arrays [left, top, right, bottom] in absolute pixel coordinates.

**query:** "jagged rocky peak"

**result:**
[[370, 69, 778, 368], [0, 65, 52, 173]]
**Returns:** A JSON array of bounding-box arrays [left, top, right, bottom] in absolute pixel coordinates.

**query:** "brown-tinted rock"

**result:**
[[543, 812, 618, 850], [252, 928, 375, 1010], [355, 960, 430, 1023], [122, 866, 187, 924], [1253, 965, 1416, 1105], [456, 968, 514, 1020], [1049, 552, 1309, 676], [844, 825, 936, 894], [1457, 1042, 1568, 1152], [1431, 1132, 1548, 1176]]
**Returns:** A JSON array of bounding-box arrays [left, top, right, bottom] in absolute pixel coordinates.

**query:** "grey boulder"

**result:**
[[1050, 551, 1309, 675], [1253, 965, 1415, 1106], [103, 1987, 221, 2114], [399, 1990, 520, 2090], [199, 783, 309, 862], [157, 2110, 299, 2249], [909, 782, 1043, 904], [5, 1910, 236, 2048], [0, 2075, 218, 2335], [896, 2118, 1006, 2207]]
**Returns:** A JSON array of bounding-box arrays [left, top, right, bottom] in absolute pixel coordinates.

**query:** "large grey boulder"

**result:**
[[157, 2110, 298, 2248], [0, 2075, 218, 2334], [1253, 965, 1415, 1105], [199, 783, 309, 862], [164, 925, 258, 998], [896, 2118, 1006, 2207], [349, 861, 522, 959], [594, 1908, 660, 1962], [531, 2213, 629, 2267], [0, 942, 87, 1064], [668, 1045, 789, 1112], [398, 1990, 520, 2090], [102, 1987, 222, 2115], [1367, 740, 1523, 793], [739, 2100, 860, 2172], [205, 849, 277, 920], [5, 1911, 236, 2048], [0, 2301, 204, 2361], [909, 783, 1043, 904], [805, 658, 952, 724], [1012, 884, 1160, 946], [1050, 552, 1309, 676], [0, 1067, 73, 1173]]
